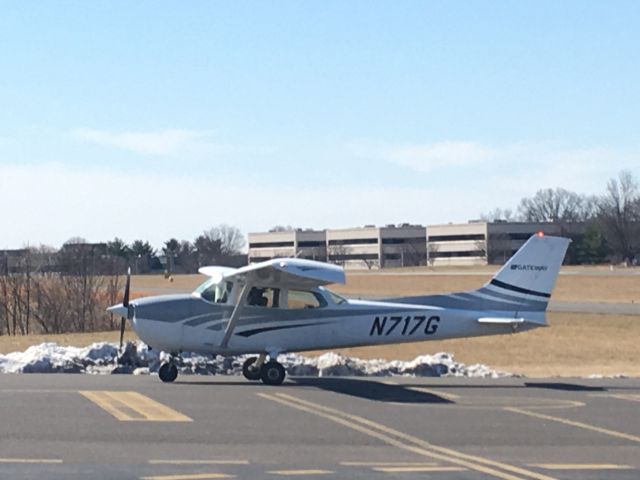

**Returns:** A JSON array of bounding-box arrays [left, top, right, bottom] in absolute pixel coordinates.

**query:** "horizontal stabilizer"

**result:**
[[477, 316, 546, 326], [478, 317, 525, 324]]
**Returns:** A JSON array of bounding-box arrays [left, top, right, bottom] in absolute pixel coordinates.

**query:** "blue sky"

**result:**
[[1, 1, 639, 249]]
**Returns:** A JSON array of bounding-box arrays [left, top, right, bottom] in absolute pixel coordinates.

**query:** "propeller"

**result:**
[[119, 267, 132, 351]]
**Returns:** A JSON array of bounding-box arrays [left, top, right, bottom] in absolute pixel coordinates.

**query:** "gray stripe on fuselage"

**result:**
[[475, 287, 548, 310], [184, 313, 227, 327], [134, 296, 425, 329], [385, 291, 547, 312]]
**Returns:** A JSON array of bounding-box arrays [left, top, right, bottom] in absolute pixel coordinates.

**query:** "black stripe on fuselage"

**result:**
[[235, 321, 334, 338], [489, 279, 551, 299]]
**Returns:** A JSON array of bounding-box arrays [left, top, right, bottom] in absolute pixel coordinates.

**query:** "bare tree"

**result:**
[[598, 170, 640, 263], [487, 232, 512, 264], [196, 225, 246, 266], [474, 238, 488, 262], [518, 188, 595, 223], [214, 224, 246, 256], [269, 225, 295, 232], [480, 208, 518, 222], [327, 244, 349, 266], [426, 242, 440, 266]]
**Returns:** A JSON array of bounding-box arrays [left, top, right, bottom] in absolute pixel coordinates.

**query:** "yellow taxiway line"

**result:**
[[374, 465, 467, 473], [258, 392, 558, 480], [79, 391, 192, 422], [340, 461, 439, 467], [141, 474, 234, 480], [266, 470, 333, 475], [529, 464, 633, 470], [0, 458, 63, 464], [608, 394, 640, 403], [505, 407, 640, 444], [148, 460, 249, 465]]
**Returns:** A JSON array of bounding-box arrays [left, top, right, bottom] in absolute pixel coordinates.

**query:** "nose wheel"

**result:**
[[158, 361, 178, 383], [242, 356, 263, 381]]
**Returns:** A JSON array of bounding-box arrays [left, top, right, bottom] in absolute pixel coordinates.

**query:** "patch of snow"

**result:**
[[0, 341, 512, 378]]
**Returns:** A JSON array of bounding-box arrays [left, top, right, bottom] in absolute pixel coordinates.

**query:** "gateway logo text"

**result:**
[[510, 264, 548, 271]]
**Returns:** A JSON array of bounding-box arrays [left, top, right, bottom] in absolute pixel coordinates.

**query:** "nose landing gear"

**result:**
[[158, 358, 179, 383]]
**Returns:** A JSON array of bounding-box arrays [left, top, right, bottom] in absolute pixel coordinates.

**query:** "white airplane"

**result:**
[[108, 233, 569, 385]]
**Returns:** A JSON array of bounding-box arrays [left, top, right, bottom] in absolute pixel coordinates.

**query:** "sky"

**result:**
[[1, 1, 639, 250]]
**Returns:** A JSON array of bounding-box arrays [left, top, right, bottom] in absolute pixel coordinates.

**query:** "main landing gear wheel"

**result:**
[[260, 361, 286, 386], [242, 357, 262, 381], [158, 362, 178, 383]]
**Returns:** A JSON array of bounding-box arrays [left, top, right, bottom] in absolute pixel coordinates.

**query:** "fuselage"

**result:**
[[125, 287, 535, 356]]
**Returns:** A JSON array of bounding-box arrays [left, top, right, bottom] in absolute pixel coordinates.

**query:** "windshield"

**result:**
[[194, 279, 233, 304], [320, 287, 348, 305]]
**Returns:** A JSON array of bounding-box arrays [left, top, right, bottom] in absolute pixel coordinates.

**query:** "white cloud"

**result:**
[[2, 141, 639, 249], [71, 128, 224, 157], [0, 162, 478, 250], [349, 140, 497, 172], [351, 140, 640, 193]]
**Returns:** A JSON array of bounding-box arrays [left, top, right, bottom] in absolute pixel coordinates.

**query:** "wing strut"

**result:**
[[220, 282, 251, 349]]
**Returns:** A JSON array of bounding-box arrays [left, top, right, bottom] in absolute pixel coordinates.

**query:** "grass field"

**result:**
[[1, 268, 638, 377]]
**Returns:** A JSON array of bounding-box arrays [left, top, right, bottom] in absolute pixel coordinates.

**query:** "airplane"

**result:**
[[108, 233, 570, 385]]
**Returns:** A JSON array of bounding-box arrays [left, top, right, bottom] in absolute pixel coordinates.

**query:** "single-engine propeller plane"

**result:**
[[108, 234, 570, 385]]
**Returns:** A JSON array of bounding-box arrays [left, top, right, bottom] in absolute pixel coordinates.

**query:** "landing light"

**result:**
[[537, 231, 545, 237]]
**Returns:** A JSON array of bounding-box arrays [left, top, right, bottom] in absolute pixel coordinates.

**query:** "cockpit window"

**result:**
[[320, 287, 347, 305], [246, 287, 280, 308], [195, 279, 233, 304], [287, 290, 327, 309]]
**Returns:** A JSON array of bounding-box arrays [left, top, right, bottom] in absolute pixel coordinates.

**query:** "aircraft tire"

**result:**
[[159, 362, 178, 383], [242, 357, 262, 381], [260, 361, 286, 386]]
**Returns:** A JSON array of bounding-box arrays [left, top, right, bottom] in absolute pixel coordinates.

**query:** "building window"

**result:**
[[328, 238, 378, 246], [249, 241, 295, 248], [428, 234, 485, 242], [328, 253, 379, 261], [381, 238, 424, 245], [298, 241, 325, 247], [429, 251, 485, 258], [249, 257, 273, 263]]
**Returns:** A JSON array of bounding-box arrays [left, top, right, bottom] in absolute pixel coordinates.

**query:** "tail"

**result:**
[[389, 234, 571, 323], [475, 234, 571, 322]]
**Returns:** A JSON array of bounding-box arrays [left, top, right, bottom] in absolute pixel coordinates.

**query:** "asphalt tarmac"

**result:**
[[1, 374, 639, 480]]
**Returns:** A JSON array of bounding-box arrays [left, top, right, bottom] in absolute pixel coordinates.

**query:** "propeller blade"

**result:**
[[119, 267, 131, 351], [123, 267, 131, 308], [119, 316, 126, 350]]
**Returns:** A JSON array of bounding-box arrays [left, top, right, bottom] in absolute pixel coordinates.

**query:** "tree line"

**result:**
[[481, 170, 640, 264], [0, 225, 245, 336]]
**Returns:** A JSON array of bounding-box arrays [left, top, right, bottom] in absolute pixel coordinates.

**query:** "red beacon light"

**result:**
[[536, 231, 545, 238]]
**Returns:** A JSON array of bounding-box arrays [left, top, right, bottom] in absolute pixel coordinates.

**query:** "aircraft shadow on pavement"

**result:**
[[524, 382, 607, 392], [291, 377, 455, 404]]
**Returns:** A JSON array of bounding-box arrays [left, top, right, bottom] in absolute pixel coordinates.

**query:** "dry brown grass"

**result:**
[[0, 330, 138, 355], [307, 312, 640, 377]]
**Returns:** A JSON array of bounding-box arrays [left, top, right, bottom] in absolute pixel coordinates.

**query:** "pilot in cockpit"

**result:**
[[247, 287, 268, 307]]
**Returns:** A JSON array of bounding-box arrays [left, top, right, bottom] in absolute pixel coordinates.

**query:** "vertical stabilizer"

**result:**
[[482, 234, 571, 309]]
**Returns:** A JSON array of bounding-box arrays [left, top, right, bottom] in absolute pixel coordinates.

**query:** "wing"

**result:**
[[198, 259, 345, 349], [199, 258, 345, 289]]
